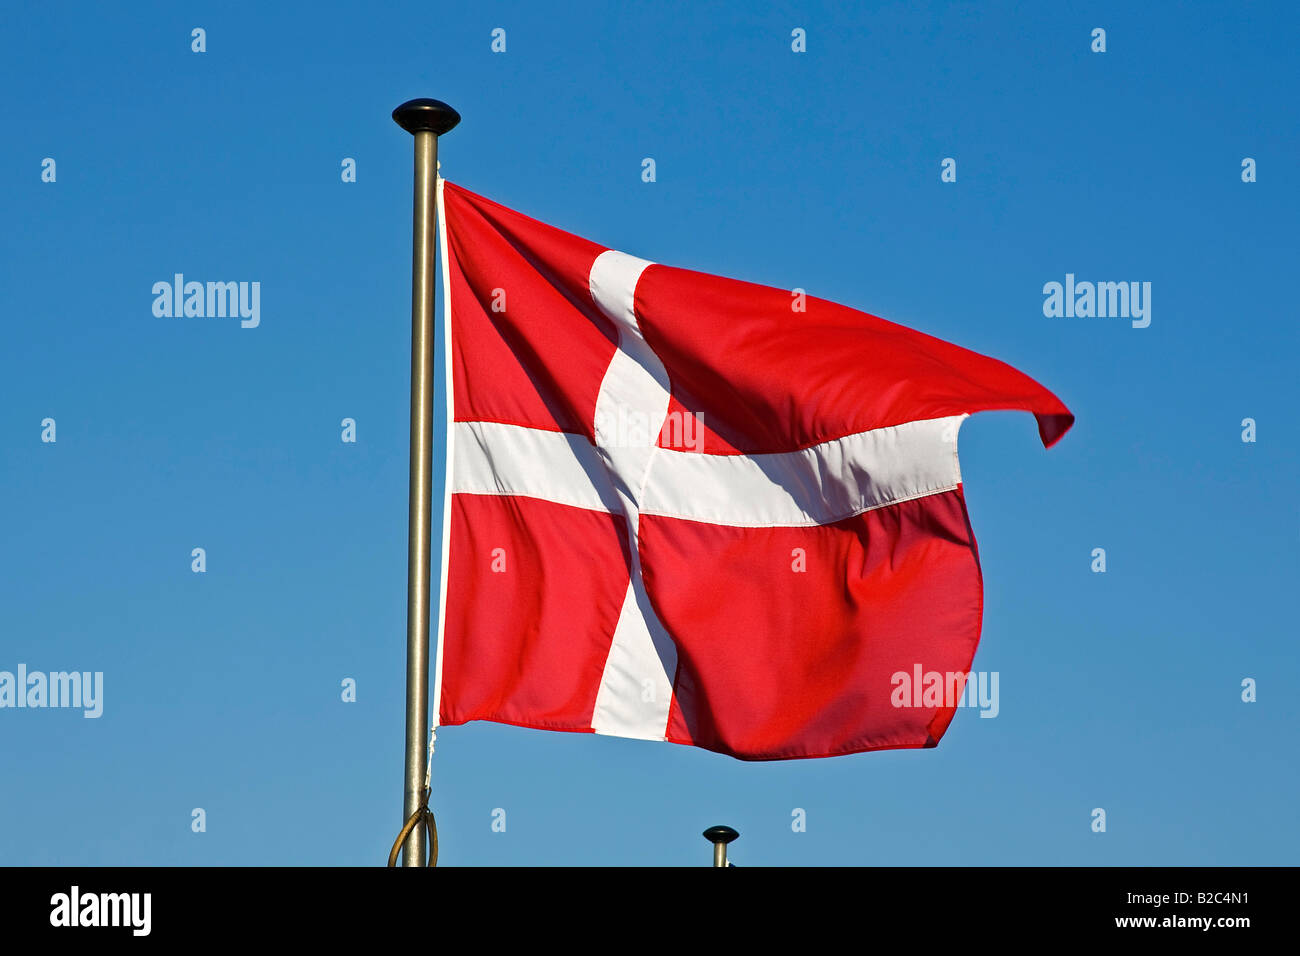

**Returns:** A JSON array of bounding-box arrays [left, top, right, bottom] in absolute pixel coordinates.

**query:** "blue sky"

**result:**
[[1, 0, 1296, 865]]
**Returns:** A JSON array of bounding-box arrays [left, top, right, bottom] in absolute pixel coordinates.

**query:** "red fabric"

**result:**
[[443, 183, 615, 438], [649, 489, 982, 759], [439, 494, 630, 731], [636, 264, 1074, 454]]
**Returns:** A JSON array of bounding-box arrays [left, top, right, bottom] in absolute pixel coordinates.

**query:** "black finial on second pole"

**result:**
[[392, 98, 461, 136], [703, 825, 739, 867]]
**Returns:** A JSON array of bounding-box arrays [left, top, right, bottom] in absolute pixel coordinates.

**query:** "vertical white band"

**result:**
[[587, 251, 678, 740]]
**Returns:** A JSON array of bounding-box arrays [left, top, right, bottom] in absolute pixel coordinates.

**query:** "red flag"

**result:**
[[433, 180, 1072, 760]]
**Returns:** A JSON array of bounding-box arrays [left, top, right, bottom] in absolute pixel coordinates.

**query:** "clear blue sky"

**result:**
[[2, 0, 1295, 865]]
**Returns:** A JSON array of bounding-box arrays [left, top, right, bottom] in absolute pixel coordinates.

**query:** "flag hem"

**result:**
[[431, 174, 455, 730]]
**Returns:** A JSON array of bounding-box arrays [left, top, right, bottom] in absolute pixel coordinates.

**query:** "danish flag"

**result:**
[[432, 180, 1072, 760]]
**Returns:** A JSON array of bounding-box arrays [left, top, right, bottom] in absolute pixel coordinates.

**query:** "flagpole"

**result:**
[[393, 97, 460, 867]]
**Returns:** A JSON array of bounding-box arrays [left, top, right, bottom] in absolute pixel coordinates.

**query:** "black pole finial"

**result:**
[[703, 825, 739, 866], [392, 98, 461, 136], [703, 825, 739, 845]]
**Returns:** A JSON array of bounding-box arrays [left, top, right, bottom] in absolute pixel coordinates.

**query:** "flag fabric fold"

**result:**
[[432, 179, 1072, 760]]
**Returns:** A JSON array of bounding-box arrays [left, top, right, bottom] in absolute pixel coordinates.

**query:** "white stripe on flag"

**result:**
[[587, 251, 679, 741], [447, 416, 966, 527], [639, 415, 966, 527], [451, 420, 620, 513]]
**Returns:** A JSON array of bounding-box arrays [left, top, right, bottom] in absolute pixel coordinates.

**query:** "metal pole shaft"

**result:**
[[402, 127, 437, 867], [393, 97, 459, 868]]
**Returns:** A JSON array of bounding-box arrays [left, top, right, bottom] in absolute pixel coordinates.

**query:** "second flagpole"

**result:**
[[393, 97, 459, 868]]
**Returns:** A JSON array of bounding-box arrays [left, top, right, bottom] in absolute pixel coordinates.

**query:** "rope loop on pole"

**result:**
[[387, 786, 439, 868]]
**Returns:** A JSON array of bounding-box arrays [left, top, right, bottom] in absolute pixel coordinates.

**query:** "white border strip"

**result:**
[[431, 175, 455, 728]]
